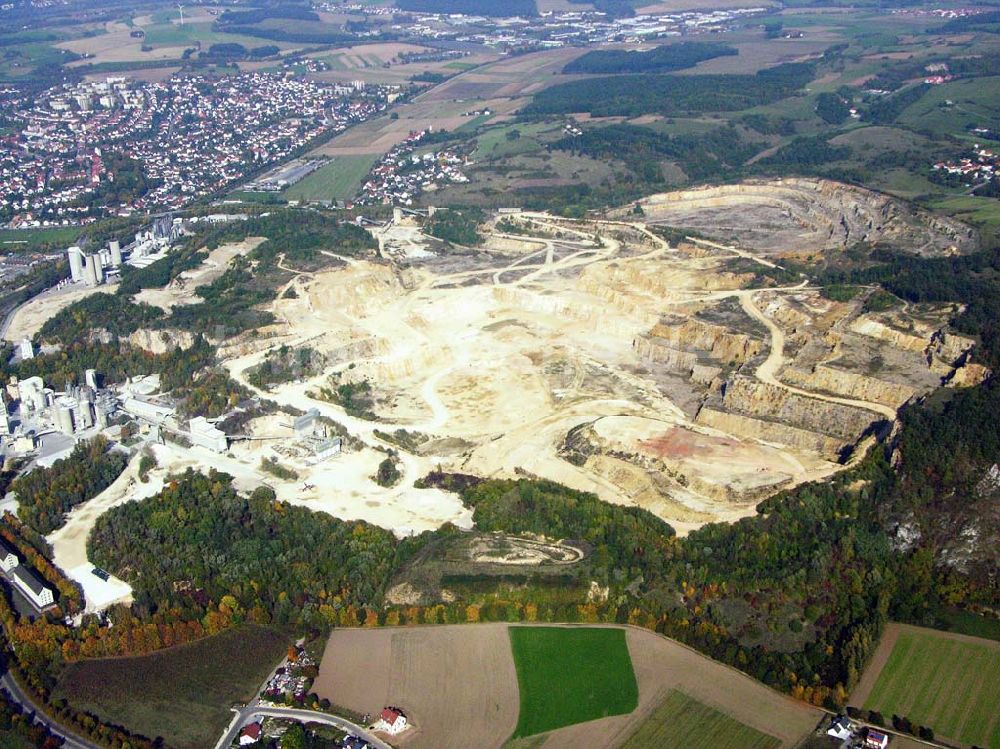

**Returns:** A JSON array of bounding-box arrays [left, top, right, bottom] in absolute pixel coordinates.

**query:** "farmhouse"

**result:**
[[239, 722, 262, 746], [10, 565, 54, 610], [865, 729, 890, 748], [0, 539, 18, 572], [827, 715, 852, 741], [373, 707, 408, 736]]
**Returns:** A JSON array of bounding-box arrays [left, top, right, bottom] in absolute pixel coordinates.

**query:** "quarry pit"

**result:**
[[214, 180, 985, 535]]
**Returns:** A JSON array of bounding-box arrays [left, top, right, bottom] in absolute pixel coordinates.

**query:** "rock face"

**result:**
[[696, 407, 847, 458], [721, 375, 881, 439], [633, 178, 977, 256], [126, 328, 196, 354], [782, 365, 916, 409]]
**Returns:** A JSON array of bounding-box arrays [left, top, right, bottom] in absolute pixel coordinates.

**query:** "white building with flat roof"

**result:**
[[189, 416, 227, 453]]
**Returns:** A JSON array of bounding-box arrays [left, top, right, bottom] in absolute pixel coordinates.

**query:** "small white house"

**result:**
[[373, 707, 408, 736], [827, 715, 852, 741]]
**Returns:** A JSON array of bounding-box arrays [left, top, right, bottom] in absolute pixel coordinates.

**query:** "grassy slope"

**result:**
[[620, 689, 781, 749], [862, 628, 1000, 747], [283, 155, 379, 202], [509, 627, 638, 738], [54, 625, 290, 749]]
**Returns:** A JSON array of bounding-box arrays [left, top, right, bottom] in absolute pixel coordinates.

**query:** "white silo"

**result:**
[[67, 246, 84, 283]]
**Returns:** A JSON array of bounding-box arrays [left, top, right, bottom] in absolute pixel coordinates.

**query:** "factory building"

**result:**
[[19, 377, 47, 413], [189, 417, 228, 453]]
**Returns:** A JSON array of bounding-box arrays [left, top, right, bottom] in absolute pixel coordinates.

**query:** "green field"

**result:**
[[862, 627, 1000, 747], [282, 155, 379, 202], [619, 690, 780, 749], [509, 626, 638, 738], [0, 225, 81, 251], [54, 625, 290, 749]]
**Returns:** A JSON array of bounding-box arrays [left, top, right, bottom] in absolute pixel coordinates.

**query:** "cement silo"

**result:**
[[67, 246, 84, 283], [109, 240, 122, 267], [54, 398, 76, 435]]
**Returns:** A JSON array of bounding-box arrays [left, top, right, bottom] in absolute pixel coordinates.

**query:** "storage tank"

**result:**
[[67, 246, 84, 283]]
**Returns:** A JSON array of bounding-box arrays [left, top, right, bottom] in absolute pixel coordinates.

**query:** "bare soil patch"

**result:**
[[315, 624, 520, 749]]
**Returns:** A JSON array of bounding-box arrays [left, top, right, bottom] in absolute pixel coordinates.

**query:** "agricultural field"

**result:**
[[619, 689, 780, 749], [850, 623, 1000, 748], [509, 627, 638, 738], [314, 624, 821, 749], [54, 625, 290, 749], [283, 154, 380, 203]]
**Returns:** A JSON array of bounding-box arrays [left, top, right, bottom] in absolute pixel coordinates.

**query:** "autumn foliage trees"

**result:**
[[11, 437, 127, 535]]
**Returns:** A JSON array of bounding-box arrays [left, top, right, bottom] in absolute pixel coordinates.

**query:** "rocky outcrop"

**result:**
[[648, 318, 762, 365], [946, 362, 992, 388], [718, 375, 881, 441], [696, 407, 848, 459], [782, 365, 916, 409], [849, 317, 927, 352], [126, 328, 196, 354]]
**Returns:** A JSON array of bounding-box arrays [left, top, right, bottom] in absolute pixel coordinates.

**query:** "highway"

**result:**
[[1, 672, 100, 749]]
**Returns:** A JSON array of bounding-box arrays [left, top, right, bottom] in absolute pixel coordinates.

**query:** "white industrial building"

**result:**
[[189, 417, 228, 453], [9, 565, 55, 610]]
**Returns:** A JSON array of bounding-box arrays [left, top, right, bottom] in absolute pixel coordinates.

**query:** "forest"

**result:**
[[87, 469, 402, 629], [563, 42, 737, 74], [11, 437, 127, 535], [525, 62, 817, 117]]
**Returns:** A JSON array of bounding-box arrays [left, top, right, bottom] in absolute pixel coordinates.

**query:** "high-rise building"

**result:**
[[18, 338, 33, 360]]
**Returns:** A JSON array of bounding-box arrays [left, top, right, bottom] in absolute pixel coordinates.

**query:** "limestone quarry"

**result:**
[[210, 179, 985, 536]]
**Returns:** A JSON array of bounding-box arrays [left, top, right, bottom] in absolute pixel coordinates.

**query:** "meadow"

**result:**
[[283, 155, 379, 203], [509, 626, 638, 738], [54, 625, 289, 749], [619, 689, 781, 749], [857, 625, 1000, 748]]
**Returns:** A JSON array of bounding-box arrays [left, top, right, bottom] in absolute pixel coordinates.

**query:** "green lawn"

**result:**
[[509, 626, 638, 738], [862, 627, 1000, 748], [0, 225, 81, 250], [282, 155, 379, 202], [54, 625, 290, 749], [620, 690, 780, 749]]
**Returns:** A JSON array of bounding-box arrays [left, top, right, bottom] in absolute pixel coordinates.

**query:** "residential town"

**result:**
[[932, 141, 999, 186], [356, 129, 469, 206], [1, 74, 396, 227], [329, 3, 772, 50]]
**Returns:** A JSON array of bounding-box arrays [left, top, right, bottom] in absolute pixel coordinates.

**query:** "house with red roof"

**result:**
[[372, 707, 409, 736], [238, 722, 262, 746]]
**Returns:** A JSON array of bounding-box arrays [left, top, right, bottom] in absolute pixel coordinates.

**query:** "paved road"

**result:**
[[1, 672, 99, 749], [216, 701, 393, 749]]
